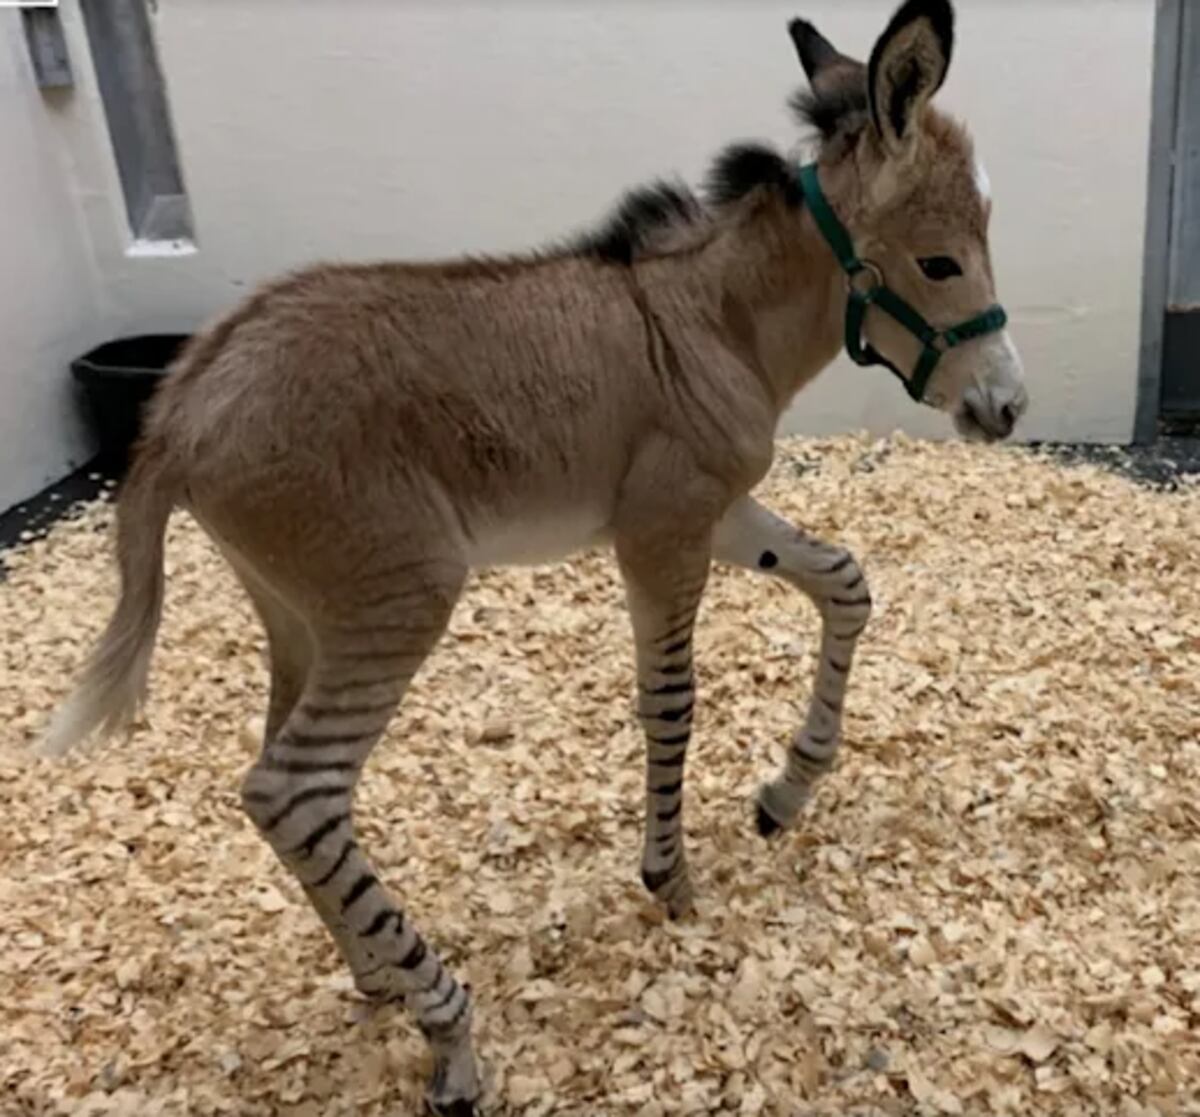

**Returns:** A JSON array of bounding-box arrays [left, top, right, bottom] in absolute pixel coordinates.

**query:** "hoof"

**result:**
[[425, 1033, 481, 1117], [755, 801, 782, 838], [425, 1098, 478, 1117], [641, 864, 675, 894], [642, 861, 694, 919], [665, 884, 695, 921]]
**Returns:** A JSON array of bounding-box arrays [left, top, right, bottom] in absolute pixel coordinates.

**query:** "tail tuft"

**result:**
[[37, 444, 176, 759], [36, 633, 155, 758]]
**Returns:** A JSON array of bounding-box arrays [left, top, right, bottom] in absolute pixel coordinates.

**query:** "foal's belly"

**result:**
[[463, 506, 611, 568]]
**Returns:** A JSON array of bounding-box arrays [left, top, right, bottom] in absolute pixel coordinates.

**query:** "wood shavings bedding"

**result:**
[[1, 434, 1197, 1117]]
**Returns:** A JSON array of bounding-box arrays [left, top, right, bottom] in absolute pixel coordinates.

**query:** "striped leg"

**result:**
[[713, 496, 871, 836], [618, 542, 710, 920], [241, 582, 382, 978], [239, 565, 482, 1117]]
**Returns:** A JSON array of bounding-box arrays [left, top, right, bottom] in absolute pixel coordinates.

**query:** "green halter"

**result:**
[[795, 162, 1007, 404]]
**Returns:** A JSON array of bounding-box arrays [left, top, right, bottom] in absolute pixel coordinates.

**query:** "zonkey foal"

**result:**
[[43, 1, 1027, 1112]]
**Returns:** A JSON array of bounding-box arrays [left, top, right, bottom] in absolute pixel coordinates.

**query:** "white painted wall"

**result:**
[[0, 0, 1157, 508], [0, 16, 104, 511]]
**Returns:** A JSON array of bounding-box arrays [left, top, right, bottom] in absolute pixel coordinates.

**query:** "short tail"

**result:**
[[38, 442, 178, 758]]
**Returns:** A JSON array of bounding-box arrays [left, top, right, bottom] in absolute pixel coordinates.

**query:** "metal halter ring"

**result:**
[[845, 260, 884, 297]]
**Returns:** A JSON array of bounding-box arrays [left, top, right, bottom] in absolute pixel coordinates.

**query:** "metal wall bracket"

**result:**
[[21, 6, 73, 89]]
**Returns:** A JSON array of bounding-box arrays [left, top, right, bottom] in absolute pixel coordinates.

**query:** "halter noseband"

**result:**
[[795, 162, 1007, 404]]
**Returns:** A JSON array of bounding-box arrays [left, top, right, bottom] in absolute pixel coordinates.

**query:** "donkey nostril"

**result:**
[[999, 402, 1016, 432]]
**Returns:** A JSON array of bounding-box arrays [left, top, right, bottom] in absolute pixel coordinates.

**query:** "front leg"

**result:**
[[617, 538, 711, 920], [713, 495, 872, 836]]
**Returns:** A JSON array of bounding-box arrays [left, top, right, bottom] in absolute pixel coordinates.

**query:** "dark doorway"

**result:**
[[1137, 0, 1200, 437]]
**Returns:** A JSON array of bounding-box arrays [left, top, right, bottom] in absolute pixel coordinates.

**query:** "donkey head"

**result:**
[[790, 0, 1027, 440]]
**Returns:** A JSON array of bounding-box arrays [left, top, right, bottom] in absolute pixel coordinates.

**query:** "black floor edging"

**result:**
[[2, 439, 1197, 572], [1027, 437, 1200, 491], [0, 458, 118, 571]]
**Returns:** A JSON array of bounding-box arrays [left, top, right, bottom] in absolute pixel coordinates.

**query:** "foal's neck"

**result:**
[[672, 193, 847, 412]]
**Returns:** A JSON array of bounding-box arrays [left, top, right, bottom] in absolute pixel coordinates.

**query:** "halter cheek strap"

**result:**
[[796, 163, 1007, 404]]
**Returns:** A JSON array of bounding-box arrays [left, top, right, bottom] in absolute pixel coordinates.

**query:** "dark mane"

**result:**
[[705, 143, 801, 209], [575, 141, 803, 267], [572, 180, 704, 265]]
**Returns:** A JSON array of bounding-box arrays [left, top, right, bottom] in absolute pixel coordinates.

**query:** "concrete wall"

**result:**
[[0, 0, 1158, 509]]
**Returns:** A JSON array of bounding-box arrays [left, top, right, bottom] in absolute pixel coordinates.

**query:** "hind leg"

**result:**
[[239, 573, 315, 743], [239, 558, 481, 1115], [239, 578, 388, 975]]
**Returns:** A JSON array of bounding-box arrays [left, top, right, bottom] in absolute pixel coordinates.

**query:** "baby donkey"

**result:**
[[43, 1, 1025, 1112]]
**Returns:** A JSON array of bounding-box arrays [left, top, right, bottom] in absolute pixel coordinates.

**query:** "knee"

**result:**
[[240, 766, 355, 871], [240, 765, 281, 832], [823, 551, 871, 622], [240, 763, 351, 839]]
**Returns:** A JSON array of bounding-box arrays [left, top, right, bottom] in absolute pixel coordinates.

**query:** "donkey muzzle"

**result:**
[[957, 380, 1029, 441]]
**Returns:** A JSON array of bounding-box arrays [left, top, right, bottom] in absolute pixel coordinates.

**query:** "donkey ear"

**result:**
[[788, 19, 862, 88], [787, 17, 869, 140], [866, 0, 954, 155], [788, 19, 841, 84]]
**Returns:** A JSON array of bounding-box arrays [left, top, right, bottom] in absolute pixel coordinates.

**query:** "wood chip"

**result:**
[[1019, 1024, 1061, 1063], [2, 434, 1198, 1115]]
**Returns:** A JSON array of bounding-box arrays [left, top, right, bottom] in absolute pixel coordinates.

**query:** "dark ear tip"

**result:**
[[905, 0, 955, 69], [896, 0, 956, 37], [789, 17, 832, 48], [787, 16, 839, 79], [899, 0, 954, 15], [787, 17, 815, 42], [870, 0, 956, 82], [925, 0, 955, 36]]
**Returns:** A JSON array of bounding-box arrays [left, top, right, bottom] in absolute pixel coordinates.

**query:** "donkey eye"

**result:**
[[917, 256, 963, 281]]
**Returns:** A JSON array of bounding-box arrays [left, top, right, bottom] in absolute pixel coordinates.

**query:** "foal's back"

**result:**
[[161, 259, 649, 509]]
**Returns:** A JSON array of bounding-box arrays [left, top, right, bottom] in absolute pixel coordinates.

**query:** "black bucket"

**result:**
[[71, 334, 190, 473]]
